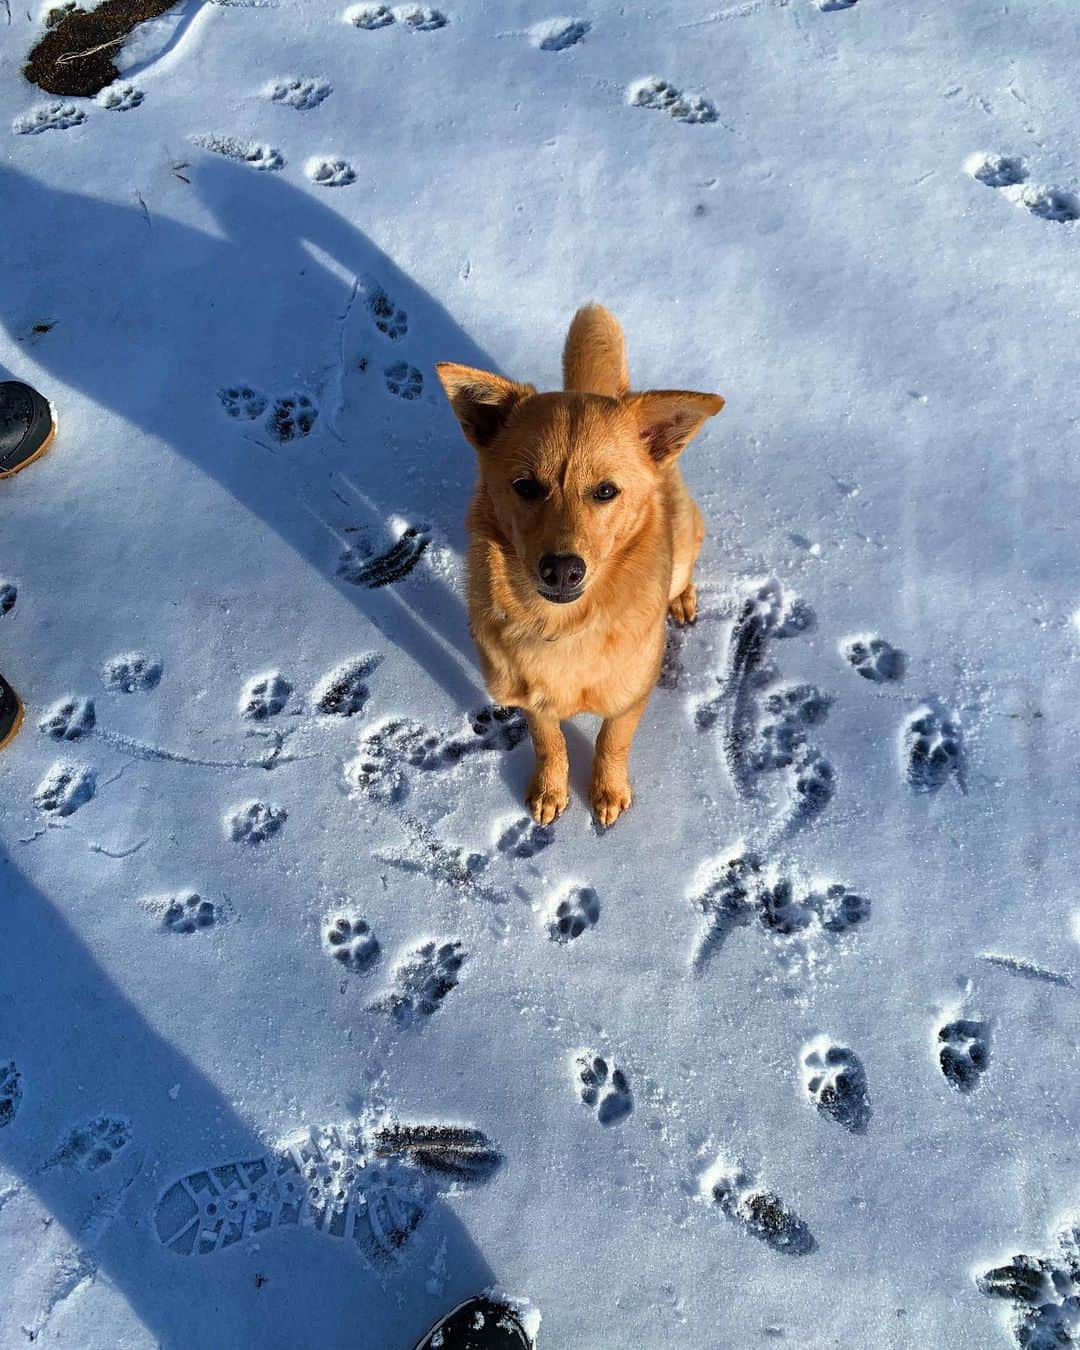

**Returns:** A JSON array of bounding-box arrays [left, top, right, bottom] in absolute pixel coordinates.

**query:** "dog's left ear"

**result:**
[[626, 390, 725, 464], [435, 362, 536, 451]]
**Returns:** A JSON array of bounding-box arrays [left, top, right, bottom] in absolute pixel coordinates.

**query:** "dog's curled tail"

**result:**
[[562, 303, 629, 398]]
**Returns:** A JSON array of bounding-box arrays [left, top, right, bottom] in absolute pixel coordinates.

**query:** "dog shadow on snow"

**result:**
[[0, 852, 496, 1349], [0, 159, 595, 807]]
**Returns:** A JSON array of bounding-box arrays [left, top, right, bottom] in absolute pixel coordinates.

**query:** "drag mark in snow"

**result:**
[[371, 1123, 504, 1183], [702, 1158, 816, 1255], [977, 953, 1073, 987], [338, 520, 431, 588], [529, 17, 590, 50], [191, 134, 283, 170]]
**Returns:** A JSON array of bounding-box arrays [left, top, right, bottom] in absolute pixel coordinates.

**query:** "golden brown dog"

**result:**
[[436, 305, 723, 827]]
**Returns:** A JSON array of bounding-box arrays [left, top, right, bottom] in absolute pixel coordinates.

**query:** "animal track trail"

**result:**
[[376, 814, 494, 898], [689, 849, 869, 972], [240, 671, 292, 720], [324, 914, 380, 972], [155, 891, 220, 935], [575, 1054, 633, 1125], [702, 1160, 816, 1256], [102, 652, 162, 693], [267, 392, 318, 441], [191, 135, 283, 171], [13, 102, 86, 134], [696, 580, 813, 789], [346, 704, 526, 804], [155, 1117, 500, 1260], [338, 521, 431, 588], [96, 83, 143, 111], [530, 17, 590, 50], [346, 4, 448, 30], [308, 158, 356, 188], [369, 940, 466, 1024], [902, 704, 962, 793], [312, 654, 382, 717], [34, 762, 96, 817], [266, 77, 331, 110], [966, 152, 1080, 224], [367, 287, 408, 340], [627, 77, 717, 125], [549, 886, 600, 942], [226, 800, 287, 845], [801, 1038, 870, 1133], [496, 815, 554, 860], [219, 385, 267, 420], [0, 1062, 22, 1128], [0, 581, 16, 617], [938, 1017, 990, 1093], [384, 361, 424, 401], [978, 1218, 1080, 1350], [840, 634, 904, 683], [48, 1115, 131, 1173], [372, 1124, 503, 1183]]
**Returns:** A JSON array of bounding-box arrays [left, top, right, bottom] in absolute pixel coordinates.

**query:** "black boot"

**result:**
[[0, 673, 23, 751], [414, 1297, 533, 1350], [0, 380, 55, 478]]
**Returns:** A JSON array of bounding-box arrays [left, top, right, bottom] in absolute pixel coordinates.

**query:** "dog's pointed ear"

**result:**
[[434, 362, 536, 451], [626, 390, 725, 464]]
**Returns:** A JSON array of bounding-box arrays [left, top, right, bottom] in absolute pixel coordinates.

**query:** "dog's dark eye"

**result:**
[[512, 477, 545, 501], [593, 482, 620, 502]]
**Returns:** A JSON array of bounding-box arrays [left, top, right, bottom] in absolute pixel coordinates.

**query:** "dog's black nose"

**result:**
[[538, 553, 587, 592]]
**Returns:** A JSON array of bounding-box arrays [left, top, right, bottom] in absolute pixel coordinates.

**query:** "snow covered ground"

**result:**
[[2, 0, 1080, 1345]]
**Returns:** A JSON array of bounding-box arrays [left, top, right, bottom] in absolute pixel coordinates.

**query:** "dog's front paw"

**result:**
[[526, 772, 569, 826], [591, 776, 633, 828], [669, 582, 697, 627]]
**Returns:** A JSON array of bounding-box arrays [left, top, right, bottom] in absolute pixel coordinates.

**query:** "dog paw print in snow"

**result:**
[[267, 392, 318, 441], [102, 652, 162, 693], [966, 152, 1080, 224], [219, 385, 268, 420], [96, 83, 143, 110], [226, 800, 287, 845], [902, 704, 962, 793], [239, 671, 293, 720], [49, 1115, 131, 1172], [384, 362, 424, 400], [39, 696, 95, 741], [937, 1017, 990, 1093], [266, 77, 331, 110], [13, 102, 86, 134], [158, 891, 220, 935], [840, 634, 904, 682], [800, 1037, 871, 1133], [312, 654, 382, 717], [548, 885, 600, 942], [0, 581, 16, 617], [702, 1159, 816, 1256], [34, 761, 96, 817], [575, 1053, 632, 1125], [307, 158, 356, 187], [324, 914, 380, 971], [627, 77, 716, 125]]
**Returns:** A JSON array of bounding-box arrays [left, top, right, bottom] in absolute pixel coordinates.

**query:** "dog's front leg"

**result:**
[[591, 699, 647, 827], [524, 710, 570, 825]]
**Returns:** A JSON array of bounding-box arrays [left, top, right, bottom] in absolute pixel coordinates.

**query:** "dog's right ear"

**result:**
[[434, 363, 535, 451]]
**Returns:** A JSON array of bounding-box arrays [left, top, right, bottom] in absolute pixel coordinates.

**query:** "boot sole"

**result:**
[[0, 417, 56, 480], [0, 697, 24, 753]]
